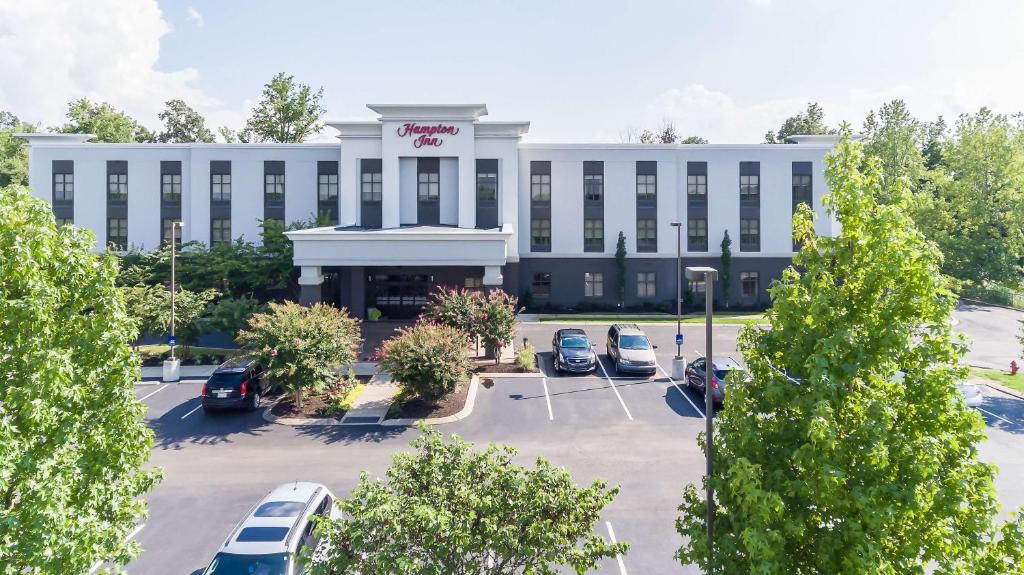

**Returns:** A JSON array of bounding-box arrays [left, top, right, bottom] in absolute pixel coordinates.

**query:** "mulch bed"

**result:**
[[386, 380, 472, 420], [474, 361, 540, 374], [269, 375, 372, 420]]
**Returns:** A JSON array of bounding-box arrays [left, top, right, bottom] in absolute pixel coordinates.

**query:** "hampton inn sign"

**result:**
[[21, 103, 840, 319], [396, 122, 460, 148]]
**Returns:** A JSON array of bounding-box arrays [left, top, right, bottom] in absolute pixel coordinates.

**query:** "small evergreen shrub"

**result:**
[[515, 343, 537, 372], [380, 322, 472, 403]]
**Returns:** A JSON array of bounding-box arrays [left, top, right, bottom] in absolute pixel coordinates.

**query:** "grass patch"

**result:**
[[337, 383, 366, 412], [537, 312, 765, 325], [136, 344, 241, 358], [970, 367, 1024, 393]]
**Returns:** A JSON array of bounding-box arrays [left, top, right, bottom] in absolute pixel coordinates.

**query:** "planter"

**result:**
[[672, 356, 687, 380], [162, 358, 181, 382]]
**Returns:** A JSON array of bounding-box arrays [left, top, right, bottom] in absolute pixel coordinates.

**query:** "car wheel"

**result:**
[[250, 391, 261, 410]]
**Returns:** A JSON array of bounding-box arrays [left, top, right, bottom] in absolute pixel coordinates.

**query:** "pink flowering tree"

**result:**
[[380, 322, 472, 403], [421, 287, 484, 342], [479, 289, 521, 364]]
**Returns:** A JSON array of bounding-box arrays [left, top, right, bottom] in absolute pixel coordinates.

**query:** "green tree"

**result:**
[[237, 302, 361, 408], [379, 322, 471, 403], [208, 295, 264, 341], [680, 135, 709, 144], [615, 231, 627, 307], [912, 108, 1024, 286], [921, 116, 948, 170], [243, 72, 326, 143], [0, 110, 37, 189], [862, 99, 925, 203], [719, 229, 732, 308], [765, 102, 833, 144], [0, 186, 161, 573], [421, 287, 483, 341], [676, 129, 1024, 574], [121, 283, 167, 347], [156, 99, 215, 143], [57, 98, 154, 143], [311, 426, 627, 575], [169, 287, 220, 357]]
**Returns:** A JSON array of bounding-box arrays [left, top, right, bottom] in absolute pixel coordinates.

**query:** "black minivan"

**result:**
[[201, 357, 270, 412]]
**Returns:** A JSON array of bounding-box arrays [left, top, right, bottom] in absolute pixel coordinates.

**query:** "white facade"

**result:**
[[20, 104, 840, 314]]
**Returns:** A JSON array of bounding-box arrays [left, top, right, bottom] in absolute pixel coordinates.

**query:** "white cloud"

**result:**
[[0, 0, 219, 130], [747, 0, 772, 6], [186, 6, 205, 27]]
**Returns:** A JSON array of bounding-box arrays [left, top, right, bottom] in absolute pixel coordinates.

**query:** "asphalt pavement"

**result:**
[[125, 310, 1024, 575]]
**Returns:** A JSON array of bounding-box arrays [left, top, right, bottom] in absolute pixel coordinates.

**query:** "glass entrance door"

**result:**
[[366, 272, 433, 319]]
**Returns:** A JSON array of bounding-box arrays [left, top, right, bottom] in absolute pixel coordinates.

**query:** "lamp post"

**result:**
[[670, 222, 683, 356], [685, 265, 718, 559], [163, 221, 184, 382]]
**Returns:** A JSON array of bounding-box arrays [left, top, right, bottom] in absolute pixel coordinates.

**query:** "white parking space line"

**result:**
[[88, 523, 145, 574], [138, 384, 168, 402], [979, 407, 1016, 425], [605, 521, 628, 575], [180, 403, 203, 419], [596, 357, 634, 421], [541, 377, 554, 420], [656, 362, 705, 419]]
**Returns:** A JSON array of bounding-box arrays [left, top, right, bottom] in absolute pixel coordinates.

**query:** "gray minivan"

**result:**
[[605, 324, 658, 376]]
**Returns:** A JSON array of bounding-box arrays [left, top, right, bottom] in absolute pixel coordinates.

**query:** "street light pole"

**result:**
[[170, 221, 177, 361], [670, 221, 683, 358], [686, 265, 718, 562]]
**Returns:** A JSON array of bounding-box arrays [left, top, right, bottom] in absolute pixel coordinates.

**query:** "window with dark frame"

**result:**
[[264, 173, 285, 203], [361, 170, 382, 201], [636, 175, 656, 201], [531, 218, 551, 249], [584, 173, 603, 202], [318, 174, 338, 202], [211, 219, 231, 245], [464, 277, 484, 291], [53, 171, 74, 201], [107, 173, 127, 201], [211, 173, 231, 202], [687, 175, 707, 200], [689, 278, 707, 294], [741, 271, 759, 298], [161, 219, 182, 246], [740, 174, 759, 202], [161, 173, 182, 202], [687, 218, 708, 251], [56, 217, 73, 227], [637, 218, 657, 252], [740, 218, 760, 251], [532, 272, 551, 298], [476, 170, 497, 200], [793, 174, 813, 207], [417, 171, 439, 200], [584, 272, 604, 297], [583, 218, 604, 252], [107, 218, 127, 250], [637, 271, 657, 298], [530, 161, 551, 202]]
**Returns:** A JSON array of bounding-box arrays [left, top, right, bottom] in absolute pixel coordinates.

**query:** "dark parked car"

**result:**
[[202, 357, 269, 412], [684, 356, 744, 405], [551, 328, 597, 374], [605, 324, 658, 376]]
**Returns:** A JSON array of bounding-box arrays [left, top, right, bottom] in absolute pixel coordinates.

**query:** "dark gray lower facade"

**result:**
[[300, 257, 790, 318]]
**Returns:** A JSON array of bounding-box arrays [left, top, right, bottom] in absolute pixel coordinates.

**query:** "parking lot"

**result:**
[[126, 317, 1024, 575]]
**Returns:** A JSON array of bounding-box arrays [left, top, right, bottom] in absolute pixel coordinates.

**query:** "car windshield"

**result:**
[[619, 335, 651, 350], [559, 336, 590, 349], [205, 552, 289, 575]]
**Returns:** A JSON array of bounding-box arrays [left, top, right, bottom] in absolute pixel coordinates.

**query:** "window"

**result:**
[[417, 171, 439, 201], [318, 174, 338, 201], [637, 218, 657, 252], [793, 174, 812, 207], [689, 278, 706, 294], [687, 174, 707, 200], [530, 173, 551, 202], [583, 218, 604, 252], [465, 277, 484, 291], [162, 219, 182, 246], [637, 272, 657, 298], [53, 172, 73, 201], [211, 173, 231, 202], [531, 218, 551, 249], [740, 174, 759, 202], [107, 173, 127, 201], [532, 272, 551, 298], [636, 174, 657, 201], [160, 173, 181, 202], [264, 174, 285, 203], [56, 217, 73, 227], [741, 271, 759, 298], [740, 218, 760, 251], [477, 171, 497, 201], [688, 218, 708, 251], [584, 272, 604, 297], [361, 171, 382, 202], [584, 173, 603, 202], [211, 219, 231, 245], [107, 218, 127, 250]]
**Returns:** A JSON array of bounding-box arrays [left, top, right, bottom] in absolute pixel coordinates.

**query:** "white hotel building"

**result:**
[[21, 104, 839, 318]]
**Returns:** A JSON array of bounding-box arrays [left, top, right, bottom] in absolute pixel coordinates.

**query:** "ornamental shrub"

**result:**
[[479, 289, 521, 364], [380, 322, 471, 403], [515, 343, 537, 372], [421, 287, 483, 339]]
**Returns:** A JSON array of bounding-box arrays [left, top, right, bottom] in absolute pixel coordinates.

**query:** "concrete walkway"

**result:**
[[340, 372, 399, 425]]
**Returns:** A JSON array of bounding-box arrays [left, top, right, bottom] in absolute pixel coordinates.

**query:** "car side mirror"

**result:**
[[653, 345, 659, 349]]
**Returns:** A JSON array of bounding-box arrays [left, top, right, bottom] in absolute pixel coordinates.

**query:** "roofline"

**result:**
[[16, 142, 340, 149], [517, 142, 838, 150]]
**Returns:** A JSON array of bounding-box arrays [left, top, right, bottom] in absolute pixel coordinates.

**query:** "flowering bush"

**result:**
[[380, 322, 472, 403], [422, 287, 483, 340], [479, 289, 521, 364]]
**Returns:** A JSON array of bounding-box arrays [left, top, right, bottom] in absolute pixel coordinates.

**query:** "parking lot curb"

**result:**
[[980, 380, 1024, 401], [381, 374, 480, 427], [474, 371, 542, 378]]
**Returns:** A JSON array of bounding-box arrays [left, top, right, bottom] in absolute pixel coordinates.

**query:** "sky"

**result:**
[[1, 0, 1023, 144]]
